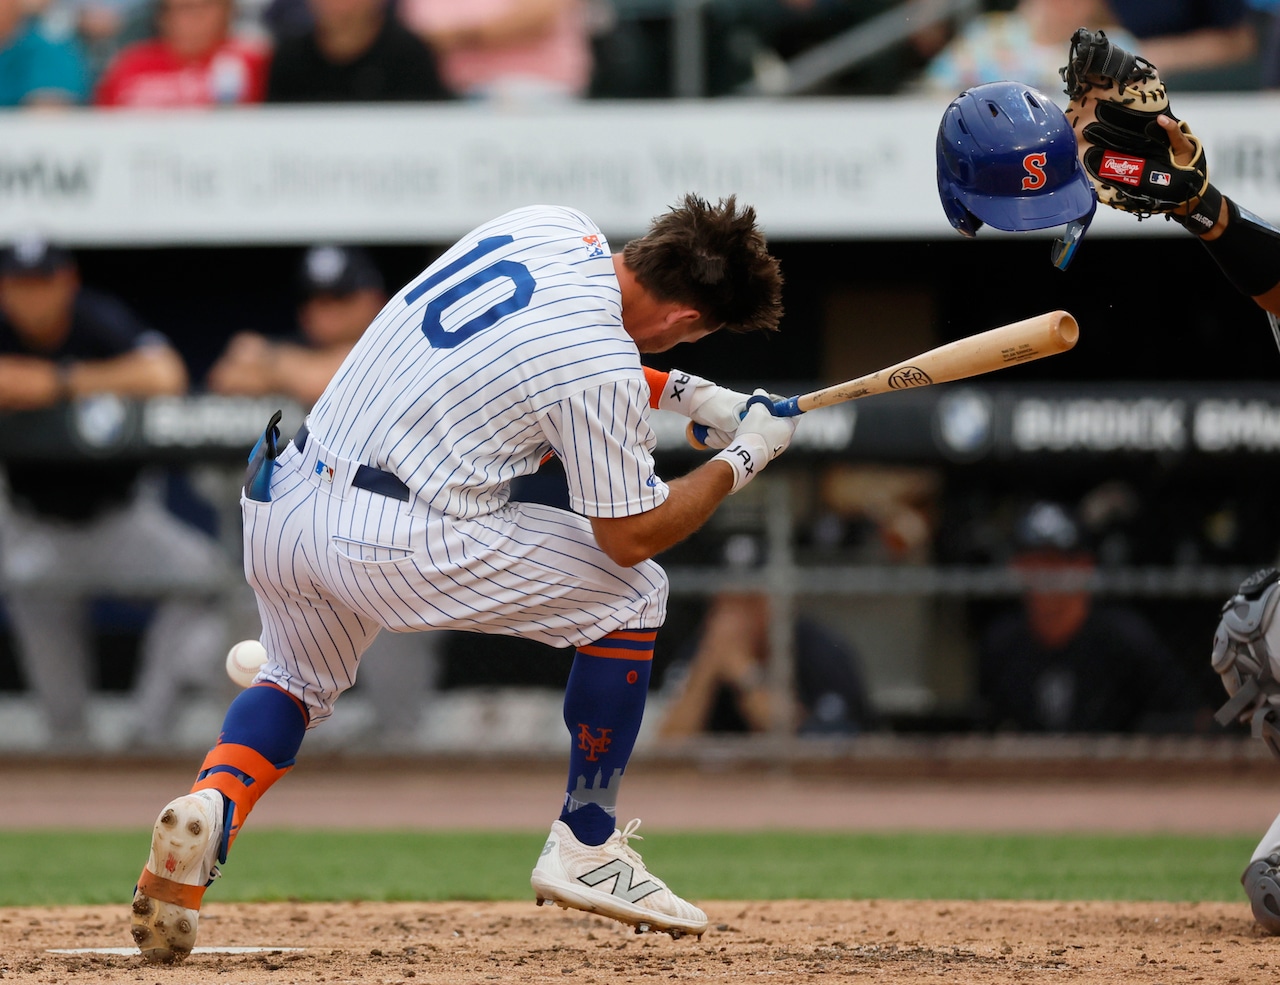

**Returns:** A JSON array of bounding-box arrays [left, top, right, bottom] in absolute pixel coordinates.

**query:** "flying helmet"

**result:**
[[937, 81, 1097, 270]]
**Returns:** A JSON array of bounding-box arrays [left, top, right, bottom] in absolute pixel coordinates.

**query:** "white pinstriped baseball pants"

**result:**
[[243, 435, 669, 725]]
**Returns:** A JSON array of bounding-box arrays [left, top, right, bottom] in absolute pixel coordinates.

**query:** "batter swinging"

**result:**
[[130, 196, 797, 962]]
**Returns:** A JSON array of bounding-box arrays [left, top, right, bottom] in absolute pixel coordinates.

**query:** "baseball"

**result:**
[[225, 639, 268, 688]]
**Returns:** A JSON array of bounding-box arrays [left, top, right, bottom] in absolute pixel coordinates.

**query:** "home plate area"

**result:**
[[4, 897, 1273, 985]]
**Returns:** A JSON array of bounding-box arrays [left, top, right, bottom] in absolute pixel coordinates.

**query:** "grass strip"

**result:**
[[0, 830, 1256, 907]]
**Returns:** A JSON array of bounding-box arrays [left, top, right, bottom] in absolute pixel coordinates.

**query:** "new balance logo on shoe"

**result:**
[[530, 818, 708, 938], [577, 859, 660, 903]]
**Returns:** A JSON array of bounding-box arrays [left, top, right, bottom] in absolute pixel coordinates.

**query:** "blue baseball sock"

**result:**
[[216, 682, 308, 765], [559, 630, 655, 846]]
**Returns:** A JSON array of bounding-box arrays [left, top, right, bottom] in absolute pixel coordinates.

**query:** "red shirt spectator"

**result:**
[[94, 0, 268, 106]]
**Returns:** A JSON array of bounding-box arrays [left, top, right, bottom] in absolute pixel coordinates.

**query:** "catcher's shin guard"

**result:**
[[1243, 854, 1280, 935], [1211, 568, 1280, 759]]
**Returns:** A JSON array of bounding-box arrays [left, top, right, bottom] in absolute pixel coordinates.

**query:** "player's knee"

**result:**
[[1243, 855, 1280, 934]]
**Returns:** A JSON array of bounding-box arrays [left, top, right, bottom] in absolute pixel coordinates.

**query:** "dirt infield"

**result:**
[[5, 899, 1274, 984], [5, 748, 1280, 982]]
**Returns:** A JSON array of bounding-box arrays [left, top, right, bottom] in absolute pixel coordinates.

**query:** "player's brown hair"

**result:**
[[622, 194, 783, 334]]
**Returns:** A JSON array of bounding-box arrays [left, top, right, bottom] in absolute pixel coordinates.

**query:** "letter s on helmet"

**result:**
[[936, 81, 1097, 270]]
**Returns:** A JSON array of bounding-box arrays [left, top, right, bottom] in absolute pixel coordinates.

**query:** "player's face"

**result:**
[[633, 310, 718, 354], [157, 0, 230, 58], [0, 270, 77, 346], [299, 290, 383, 348], [308, 0, 381, 28], [0, 0, 22, 37], [1014, 551, 1095, 648]]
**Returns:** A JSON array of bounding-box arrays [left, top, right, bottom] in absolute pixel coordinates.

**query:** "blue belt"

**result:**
[[294, 425, 410, 503]]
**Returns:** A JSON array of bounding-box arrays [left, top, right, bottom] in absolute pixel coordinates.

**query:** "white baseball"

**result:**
[[225, 639, 268, 688]]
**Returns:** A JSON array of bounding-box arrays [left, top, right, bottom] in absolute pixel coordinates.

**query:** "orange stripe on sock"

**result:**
[[607, 630, 658, 643], [577, 645, 655, 660], [191, 772, 251, 817], [192, 743, 290, 810], [190, 741, 293, 851], [136, 868, 206, 910], [577, 629, 657, 660]]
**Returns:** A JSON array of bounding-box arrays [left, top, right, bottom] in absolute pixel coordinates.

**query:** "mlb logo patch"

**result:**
[[315, 461, 335, 483], [581, 234, 605, 258], [1098, 150, 1144, 186], [1150, 171, 1172, 186]]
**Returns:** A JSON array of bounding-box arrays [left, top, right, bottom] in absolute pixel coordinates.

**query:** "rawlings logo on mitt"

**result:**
[[1060, 27, 1211, 220]]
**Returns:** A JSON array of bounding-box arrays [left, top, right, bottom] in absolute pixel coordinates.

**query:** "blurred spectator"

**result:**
[[657, 536, 876, 738], [265, 0, 449, 101], [206, 243, 440, 751], [94, 0, 268, 106], [975, 500, 1206, 733], [0, 0, 90, 105], [916, 0, 1135, 97], [59, 0, 160, 86], [206, 244, 385, 403], [0, 236, 231, 751], [1108, 0, 1259, 86], [399, 0, 591, 101]]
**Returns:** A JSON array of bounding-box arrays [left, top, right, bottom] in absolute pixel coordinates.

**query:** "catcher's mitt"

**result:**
[[1060, 27, 1214, 225]]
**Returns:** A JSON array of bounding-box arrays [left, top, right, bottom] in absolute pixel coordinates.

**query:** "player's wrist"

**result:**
[[655, 368, 709, 416], [1170, 183, 1224, 236], [713, 433, 769, 494]]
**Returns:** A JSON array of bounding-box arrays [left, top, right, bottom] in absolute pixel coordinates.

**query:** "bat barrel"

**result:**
[[1048, 310, 1080, 349]]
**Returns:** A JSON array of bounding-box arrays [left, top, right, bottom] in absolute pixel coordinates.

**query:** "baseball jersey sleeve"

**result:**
[[541, 376, 670, 518]]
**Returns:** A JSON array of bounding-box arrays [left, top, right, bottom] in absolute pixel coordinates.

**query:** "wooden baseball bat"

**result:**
[[688, 310, 1079, 449]]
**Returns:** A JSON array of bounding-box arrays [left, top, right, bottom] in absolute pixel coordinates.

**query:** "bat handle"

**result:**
[[687, 394, 804, 449]]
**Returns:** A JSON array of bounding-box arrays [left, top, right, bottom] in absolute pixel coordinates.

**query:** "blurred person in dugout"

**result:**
[[976, 499, 1206, 734], [206, 244, 440, 750], [92, 0, 269, 106], [397, 0, 591, 101], [656, 533, 877, 738], [0, 237, 231, 751], [0, 0, 91, 105]]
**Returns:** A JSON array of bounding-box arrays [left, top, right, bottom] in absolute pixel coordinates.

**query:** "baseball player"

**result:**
[[936, 30, 1280, 934], [130, 194, 796, 963]]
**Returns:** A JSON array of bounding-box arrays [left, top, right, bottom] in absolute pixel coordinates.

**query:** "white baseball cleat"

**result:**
[[531, 818, 708, 938], [130, 789, 225, 963]]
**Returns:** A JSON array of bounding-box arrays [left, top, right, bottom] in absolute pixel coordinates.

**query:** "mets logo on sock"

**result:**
[[577, 723, 612, 761]]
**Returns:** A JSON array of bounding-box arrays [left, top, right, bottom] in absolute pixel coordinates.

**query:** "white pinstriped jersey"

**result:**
[[309, 205, 669, 520], [244, 206, 672, 722]]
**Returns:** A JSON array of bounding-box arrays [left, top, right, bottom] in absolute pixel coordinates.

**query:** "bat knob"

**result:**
[[687, 421, 711, 450]]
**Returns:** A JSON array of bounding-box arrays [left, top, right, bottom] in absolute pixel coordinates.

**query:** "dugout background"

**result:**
[[1, 227, 1271, 737]]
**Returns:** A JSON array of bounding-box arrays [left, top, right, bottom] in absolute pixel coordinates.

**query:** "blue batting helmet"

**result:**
[[937, 81, 1096, 269]]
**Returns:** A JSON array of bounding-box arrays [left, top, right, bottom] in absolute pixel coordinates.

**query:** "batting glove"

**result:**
[[713, 390, 798, 493], [657, 369, 750, 449]]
